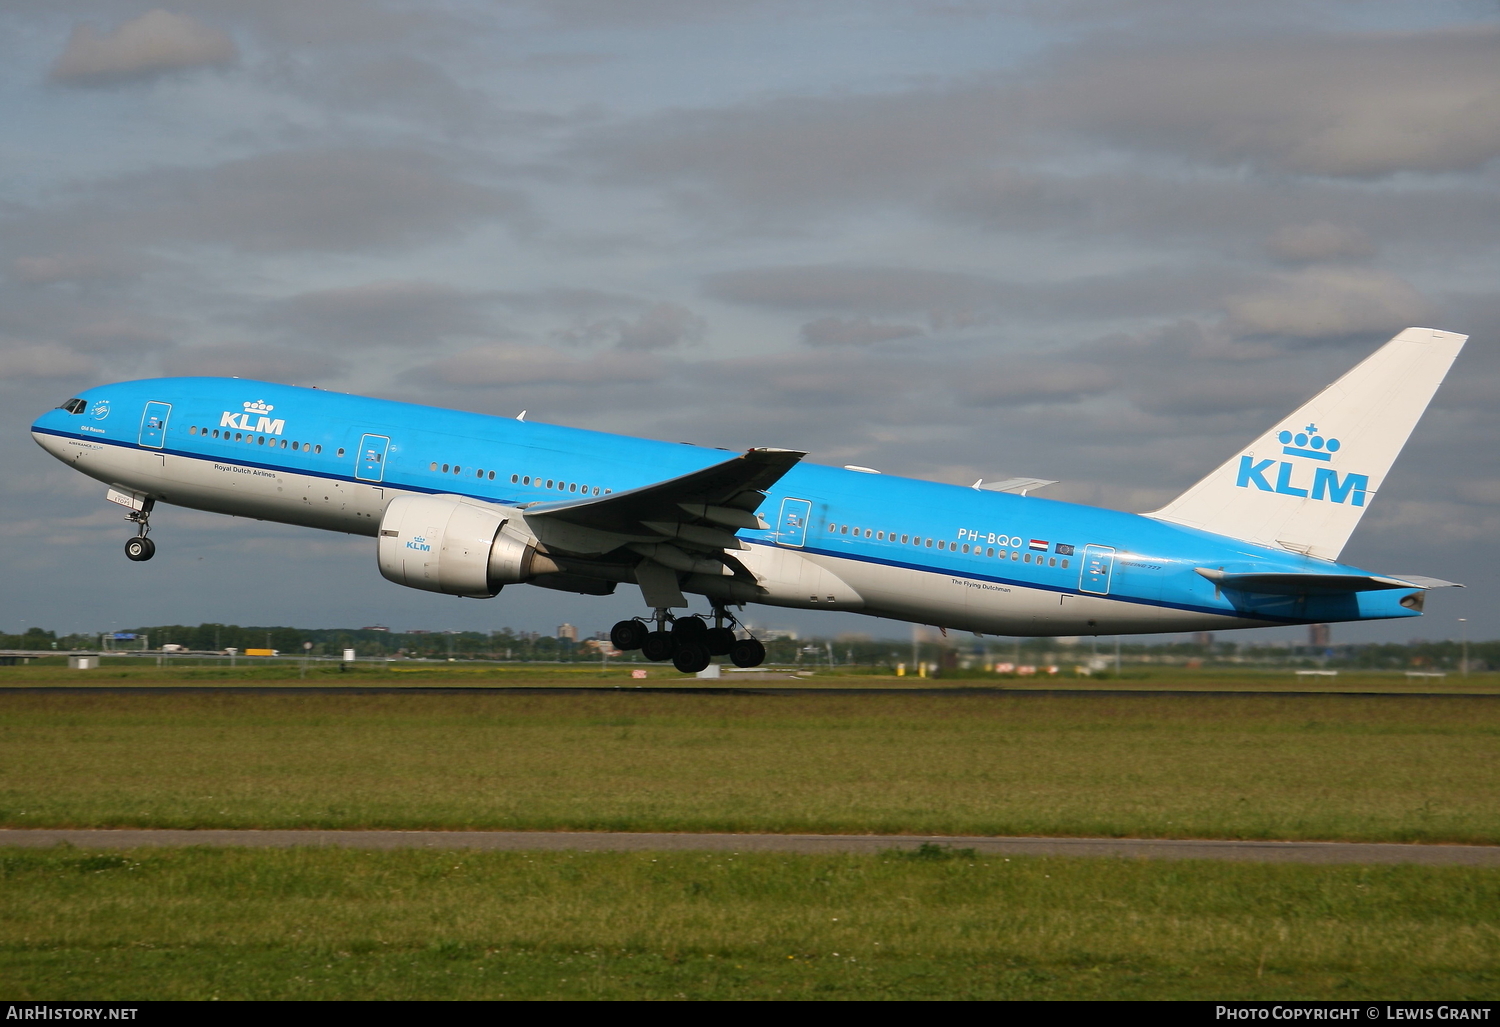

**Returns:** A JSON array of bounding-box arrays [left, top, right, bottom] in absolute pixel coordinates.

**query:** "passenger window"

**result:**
[[315, 445, 322, 454], [477, 469, 484, 477], [234, 433, 242, 441], [547, 479, 554, 488], [291, 441, 299, 451], [829, 524, 837, 533], [961, 544, 969, 554], [1023, 553, 1031, 563], [212, 430, 219, 438], [511, 474, 519, 483], [257, 436, 265, 445], [1011, 551, 1018, 560], [1049, 557, 1056, 567], [570, 483, 578, 492], [876, 531, 883, 540], [987, 547, 994, 557], [280, 440, 287, 449], [936, 540, 944, 549], [841, 526, 848, 535], [593, 487, 600, 496], [189, 426, 197, 435], [901, 534, 909, 544], [523, 476, 531, 485], [1061, 559, 1070, 569], [453, 465, 460, 474], [488, 471, 495, 480], [864, 529, 872, 538], [442, 464, 449, 472], [337, 448, 344, 457], [431, 462, 438, 471]]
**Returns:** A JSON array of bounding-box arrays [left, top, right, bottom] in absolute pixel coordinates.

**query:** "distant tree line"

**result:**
[[1, 624, 1495, 671]]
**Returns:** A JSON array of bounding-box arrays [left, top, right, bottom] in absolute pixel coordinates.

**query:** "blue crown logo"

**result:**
[[1278, 423, 1340, 461]]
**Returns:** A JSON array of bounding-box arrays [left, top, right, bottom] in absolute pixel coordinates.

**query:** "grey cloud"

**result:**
[[0, 343, 98, 381], [170, 345, 344, 382], [1223, 268, 1432, 340], [552, 302, 706, 351], [415, 343, 670, 387], [9, 254, 137, 286], [801, 316, 924, 347], [705, 265, 1006, 315], [1051, 28, 1500, 177], [958, 359, 1116, 407], [1265, 222, 1375, 264], [254, 281, 503, 348], [50, 9, 236, 86], [20, 148, 531, 255], [706, 262, 1240, 325]]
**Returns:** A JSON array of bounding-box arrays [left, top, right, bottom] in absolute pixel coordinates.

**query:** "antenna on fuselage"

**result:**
[[516, 410, 527, 422]]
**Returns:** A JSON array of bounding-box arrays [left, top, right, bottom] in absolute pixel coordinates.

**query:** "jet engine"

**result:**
[[376, 494, 555, 597]]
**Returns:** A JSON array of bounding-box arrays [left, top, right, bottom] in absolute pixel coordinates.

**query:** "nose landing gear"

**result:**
[[123, 498, 156, 562], [607, 604, 766, 672]]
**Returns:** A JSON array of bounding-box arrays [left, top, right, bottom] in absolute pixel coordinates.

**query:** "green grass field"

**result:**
[[3, 846, 1496, 1000], [1, 687, 1496, 842]]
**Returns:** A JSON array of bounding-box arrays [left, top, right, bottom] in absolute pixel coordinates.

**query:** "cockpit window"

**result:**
[[59, 398, 87, 414]]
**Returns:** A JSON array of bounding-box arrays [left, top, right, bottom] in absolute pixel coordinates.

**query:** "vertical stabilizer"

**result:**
[[1148, 327, 1466, 560]]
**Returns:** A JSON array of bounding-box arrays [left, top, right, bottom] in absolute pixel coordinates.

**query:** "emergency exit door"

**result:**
[[138, 402, 171, 448], [777, 498, 812, 547], [355, 434, 390, 482]]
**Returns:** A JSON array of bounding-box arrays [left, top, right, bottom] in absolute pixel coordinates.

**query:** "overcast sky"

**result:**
[[3, 1, 1497, 644]]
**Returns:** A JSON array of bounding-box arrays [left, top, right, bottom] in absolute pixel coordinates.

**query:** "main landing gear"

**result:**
[[123, 499, 156, 562], [610, 605, 766, 673]]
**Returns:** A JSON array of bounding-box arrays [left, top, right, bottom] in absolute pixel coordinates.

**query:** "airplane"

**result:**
[[31, 326, 1466, 673]]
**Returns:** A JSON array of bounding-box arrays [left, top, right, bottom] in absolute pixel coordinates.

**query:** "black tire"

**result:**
[[729, 637, 766, 669], [610, 620, 648, 651], [641, 630, 677, 662], [671, 616, 707, 639], [704, 627, 736, 656], [672, 642, 711, 674], [124, 537, 155, 562]]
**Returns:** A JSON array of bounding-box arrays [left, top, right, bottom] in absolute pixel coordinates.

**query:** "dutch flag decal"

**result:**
[[1028, 539, 1049, 552]]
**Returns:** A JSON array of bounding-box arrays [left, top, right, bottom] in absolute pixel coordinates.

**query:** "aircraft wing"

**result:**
[[1195, 568, 1463, 596], [516, 448, 805, 581]]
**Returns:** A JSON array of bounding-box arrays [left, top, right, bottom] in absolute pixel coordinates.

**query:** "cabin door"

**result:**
[[356, 434, 390, 482], [138, 402, 171, 449], [777, 498, 812, 547], [1079, 544, 1116, 595]]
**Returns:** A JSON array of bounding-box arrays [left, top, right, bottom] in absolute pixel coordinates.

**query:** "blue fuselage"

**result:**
[[31, 377, 1423, 635]]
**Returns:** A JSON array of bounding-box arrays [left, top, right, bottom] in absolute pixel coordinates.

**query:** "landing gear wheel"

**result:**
[[704, 627, 736, 656], [610, 620, 648, 651], [124, 536, 155, 562], [671, 616, 708, 639], [672, 642, 711, 675], [641, 630, 677, 662], [729, 637, 765, 669]]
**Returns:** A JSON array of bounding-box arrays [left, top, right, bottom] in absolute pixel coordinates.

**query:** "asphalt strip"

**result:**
[[3, 830, 1497, 865]]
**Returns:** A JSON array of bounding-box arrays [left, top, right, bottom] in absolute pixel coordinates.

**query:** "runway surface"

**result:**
[[4, 829, 1497, 865]]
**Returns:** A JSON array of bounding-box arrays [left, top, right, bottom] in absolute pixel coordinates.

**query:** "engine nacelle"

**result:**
[[377, 494, 545, 597]]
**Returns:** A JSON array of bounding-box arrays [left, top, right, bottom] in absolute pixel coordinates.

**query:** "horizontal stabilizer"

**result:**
[[1195, 568, 1462, 596], [974, 477, 1058, 495], [1151, 328, 1466, 560]]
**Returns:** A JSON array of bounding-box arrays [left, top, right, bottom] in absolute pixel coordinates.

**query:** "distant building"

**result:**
[[1309, 624, 1331, 647], [360, 625, 390, 632], [1192, 632, 1215, 647], [556, 623, 578, 642]]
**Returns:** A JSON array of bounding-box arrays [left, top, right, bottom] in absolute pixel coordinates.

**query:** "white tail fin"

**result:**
[[1149, 327, 1466, 560]]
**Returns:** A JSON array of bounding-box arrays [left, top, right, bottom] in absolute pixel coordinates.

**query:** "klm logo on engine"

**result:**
[[406, 535, 431, 552], [1236, 424, 1367, 506], [219, 400, 285, 436]]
